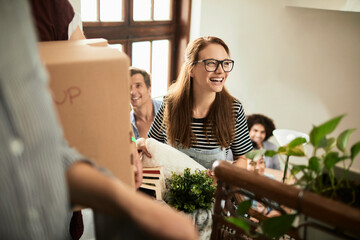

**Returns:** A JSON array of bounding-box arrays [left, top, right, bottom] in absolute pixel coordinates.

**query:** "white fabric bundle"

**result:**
[[142, 138, 206, 178]]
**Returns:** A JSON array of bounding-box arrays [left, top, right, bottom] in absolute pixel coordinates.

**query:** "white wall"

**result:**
[[191, 0, 360, 171]]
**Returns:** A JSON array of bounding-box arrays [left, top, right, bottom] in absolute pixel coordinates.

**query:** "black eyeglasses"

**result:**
[[194, 58, 234, 72]]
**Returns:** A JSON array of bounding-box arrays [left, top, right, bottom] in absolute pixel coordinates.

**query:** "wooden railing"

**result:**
[[211, 160, 360, 240]]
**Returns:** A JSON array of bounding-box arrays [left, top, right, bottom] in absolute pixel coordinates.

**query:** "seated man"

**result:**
[[130, 67, 162, 139]]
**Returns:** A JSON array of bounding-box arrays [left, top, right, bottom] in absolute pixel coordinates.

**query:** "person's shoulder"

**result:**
[[263, 140, 277, 149], [232, 98, 244, 112], [152, 98, 163, 104], [152, 98, 163, 107]]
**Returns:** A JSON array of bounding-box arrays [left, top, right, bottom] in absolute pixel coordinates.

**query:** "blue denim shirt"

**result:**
[[130, 99, 162, 139]]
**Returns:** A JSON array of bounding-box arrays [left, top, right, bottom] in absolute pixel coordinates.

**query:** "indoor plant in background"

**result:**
[[165, 168, 216, 240], [268, 114, 360, 208], [229, 114, 360, 239]]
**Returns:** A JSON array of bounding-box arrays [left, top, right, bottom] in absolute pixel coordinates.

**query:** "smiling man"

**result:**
[[130, 67, 162, 139]]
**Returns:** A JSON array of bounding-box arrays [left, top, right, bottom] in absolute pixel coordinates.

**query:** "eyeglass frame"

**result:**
[[194, 58, 235, 72]]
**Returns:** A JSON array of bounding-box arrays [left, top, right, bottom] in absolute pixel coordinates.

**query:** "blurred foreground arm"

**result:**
[[67, 161, 198, 240]]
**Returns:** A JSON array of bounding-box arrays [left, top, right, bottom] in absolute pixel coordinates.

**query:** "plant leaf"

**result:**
[[337, 129, 356, 152], [236, 199, 252, 215], [262, 214, 296, 238], [324, 152, 343, 170], [245, 149, 266, 161], [308, 157, 321, 174], [318, 137, 329, 149], [310, 115, 345, 147], [287, 145, 305, 156], [324, 137, 336, 152], [264, 150, 278, 157], [291, 165, 308, 175], [226, 217, 250, 235], [278, 146, 287, 154], [288, 137, 307, 148], [351, 141, 360, 160]]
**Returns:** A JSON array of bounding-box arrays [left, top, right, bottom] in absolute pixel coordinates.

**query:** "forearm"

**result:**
[[66, 162, 198, 240], [233, 155, 247, 168]]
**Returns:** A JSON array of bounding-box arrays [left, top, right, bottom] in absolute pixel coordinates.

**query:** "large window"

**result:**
[[81, 0, 191, 98]]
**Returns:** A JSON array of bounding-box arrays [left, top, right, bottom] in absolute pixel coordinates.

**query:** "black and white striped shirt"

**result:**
[[148, 99, 253, 157]]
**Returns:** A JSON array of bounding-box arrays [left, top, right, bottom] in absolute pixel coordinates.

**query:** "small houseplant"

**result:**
[[165, 168, 216, 240], [165, 168, 216, 213], [227, 115, 360, 238]]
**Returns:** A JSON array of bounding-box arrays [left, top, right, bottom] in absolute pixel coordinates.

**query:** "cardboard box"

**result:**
[[38, 39, 134, 187]]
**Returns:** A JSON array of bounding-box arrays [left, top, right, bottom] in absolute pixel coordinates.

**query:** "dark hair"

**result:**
[[246, 114, 276, 141], [129, 67, 151, 88]]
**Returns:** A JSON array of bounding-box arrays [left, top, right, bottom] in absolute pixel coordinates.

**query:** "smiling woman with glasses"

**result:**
[[137, 36, 253, 176]]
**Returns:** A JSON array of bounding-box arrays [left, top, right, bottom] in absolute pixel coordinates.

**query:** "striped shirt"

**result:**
[[0, 1, 84, 239], [148, 99, 253, 157]]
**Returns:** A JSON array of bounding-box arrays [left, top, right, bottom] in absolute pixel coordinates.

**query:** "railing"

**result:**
[[211, 160, 360, 240]]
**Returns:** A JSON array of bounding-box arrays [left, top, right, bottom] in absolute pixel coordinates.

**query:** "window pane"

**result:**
[[100, 0, 122, 21], [151, 40, 169, 98], [154, 0, 171, 21], [133, 0, 151, 21], [108, 44, 123, 52], [132, 41, 151, 73], [81, 0, 97, 21]]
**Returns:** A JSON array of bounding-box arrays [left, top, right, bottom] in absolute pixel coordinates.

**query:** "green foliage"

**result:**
[[310, 115, 344, 147], [238, 115, 359, 238], [292, 115, 359, 202], [236, 199, 253, 215], [262, 214, 297, 238], [165, 168, 216, 213], [226, 200, 296, 239], [247, 115, 359, 206], [226, 217, 251, 235]]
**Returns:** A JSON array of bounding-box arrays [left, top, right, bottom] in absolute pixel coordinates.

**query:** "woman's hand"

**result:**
[[136, 138, 152, 158], [206, 169, 217, 185]]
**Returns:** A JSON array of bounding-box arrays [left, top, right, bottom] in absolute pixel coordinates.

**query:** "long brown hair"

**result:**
[[164, 36, 235, 148]]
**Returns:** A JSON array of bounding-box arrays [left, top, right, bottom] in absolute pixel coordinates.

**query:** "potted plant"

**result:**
[[266, 115, 360, 208], [165, 168, 216, 240], [226, 114, 360, 239]]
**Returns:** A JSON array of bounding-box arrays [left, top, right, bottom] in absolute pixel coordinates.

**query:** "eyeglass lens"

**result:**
[[204, 59, 233, 72]]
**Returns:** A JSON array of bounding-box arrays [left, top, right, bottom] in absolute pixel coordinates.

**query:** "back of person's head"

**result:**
[[247, 114, 276, 141], [129, 67, 151, 89]]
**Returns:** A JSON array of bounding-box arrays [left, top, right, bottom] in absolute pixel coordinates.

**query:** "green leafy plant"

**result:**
[[226, 200, 297, 239], [228, 115, 360, 238], [264, 115, 360, 206], [165, 168, 216, 213]]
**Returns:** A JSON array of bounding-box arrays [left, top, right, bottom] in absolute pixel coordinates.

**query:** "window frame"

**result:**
[[82, 0, 191, 85]]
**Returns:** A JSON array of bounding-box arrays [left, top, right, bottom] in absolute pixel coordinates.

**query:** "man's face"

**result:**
[[130, 73, 151, 108]]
